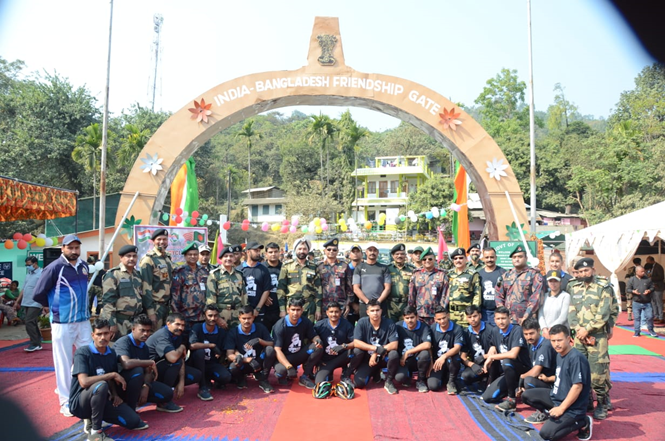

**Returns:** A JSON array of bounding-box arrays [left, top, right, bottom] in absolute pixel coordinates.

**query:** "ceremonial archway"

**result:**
[[114, 17, 528, 258]]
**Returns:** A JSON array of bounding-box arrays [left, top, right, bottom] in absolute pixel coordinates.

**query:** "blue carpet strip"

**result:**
[[0, 340, 29, 352]]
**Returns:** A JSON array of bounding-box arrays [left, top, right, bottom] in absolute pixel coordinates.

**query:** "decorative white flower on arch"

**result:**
[[486, 158, 509, 181], [140, 153, 164, 176]]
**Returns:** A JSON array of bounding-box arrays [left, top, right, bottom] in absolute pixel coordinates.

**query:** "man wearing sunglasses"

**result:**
[[387, 244, 416, 322], [408, 247, 447, 325], [318, 238, 353, 316], [447, 248, 481, 327]]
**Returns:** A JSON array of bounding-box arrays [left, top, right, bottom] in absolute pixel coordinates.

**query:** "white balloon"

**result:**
[[45, 238, 53, 247], [407, 210, 415, 217], [431, 207, 440, 217], [94, 261, 105, 271], [410, 214, 417, 222], [37, 233, 46, 239], [529, 257, 540, 267], [206, 220, 213, 226]]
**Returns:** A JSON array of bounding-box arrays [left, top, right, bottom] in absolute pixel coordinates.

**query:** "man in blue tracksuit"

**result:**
[[34, 234, 92, 417]]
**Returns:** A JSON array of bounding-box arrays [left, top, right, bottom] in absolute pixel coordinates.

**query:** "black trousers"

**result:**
[[314, 351, 351, 384], [347, 348, 399, 388], [482, 358, 529, 402], [229, 346, 277, 379], [522, 388, 587, 441], [460, 361, 502, 389], [22, 306, 41, 347], [524, 375, 551, 390], [427, 356, 461, 391], [395, 350, 431, 385], [258, 311, 281, 333], [156, 359, 202, 389], [274, 344, 323, 379], [118, 367, 173, 409], [188, 349, 232, 388], [72, 381, 141, 431]]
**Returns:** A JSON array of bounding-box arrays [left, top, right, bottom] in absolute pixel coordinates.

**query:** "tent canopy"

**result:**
[[565, 201, 665, 294], [0, 175, 77, 222]]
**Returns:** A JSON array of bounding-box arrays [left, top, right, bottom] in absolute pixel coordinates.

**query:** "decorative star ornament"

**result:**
[[485, 158, 509, 181], [121, 215, 142, 238], [188, 98, 213, 124], [140, 153, 164, 175], [438, 107, 462, 131]]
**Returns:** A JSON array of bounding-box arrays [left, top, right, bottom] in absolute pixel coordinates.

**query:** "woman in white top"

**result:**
[[538, 270, 571, 339]]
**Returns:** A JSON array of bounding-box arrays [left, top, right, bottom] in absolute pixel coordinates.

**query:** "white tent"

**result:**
[[565, 201, 665, 296]]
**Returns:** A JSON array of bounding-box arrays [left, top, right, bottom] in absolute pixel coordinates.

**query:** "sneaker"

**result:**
[[633, 332, 641, 337], [416, 380, 429, 393], [277, 376, 288, 386], [495, 398, 516, 413], [298, 375, 315, 389], [236, 376, 248, 389], [258, 380, 274, 393], [60, 403, 73, 417], [384, 379, 398, 395], [197, 388, 213, 401], [88, 431, 115, 441], [446, 381, 458, 395], [132, 421, 149, 431], [156, 401, 183, 413], [649, 331, 659, 337], [577, 415, 593, 440], [524, 410, 548, 424], [83, 419, 92, 434], [24, 345, 42, 352]]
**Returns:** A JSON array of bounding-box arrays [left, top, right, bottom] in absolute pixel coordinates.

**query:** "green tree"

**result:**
[[307, 113, 338, 191], [235, 119, 262, 197], [406, 175, 455, 232]]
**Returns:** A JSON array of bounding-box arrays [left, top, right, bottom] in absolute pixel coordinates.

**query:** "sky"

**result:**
[[0, 0, 653, 132]]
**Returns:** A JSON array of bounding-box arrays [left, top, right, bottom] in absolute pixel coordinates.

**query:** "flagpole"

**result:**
[[527, 0, 537, 234]]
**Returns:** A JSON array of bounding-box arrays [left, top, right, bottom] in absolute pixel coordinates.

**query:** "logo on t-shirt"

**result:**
[[553, 366, 561, 394], [437, 340, 449, 357], [472, 341, 485, 361], [326, 336, 339, 355], [483, 280, 496, 301], [499, 344, 508, 353], [246, 276, 257, 297], [270, 274, 278, 292], [96, 367, 105, 376], [402, 338, 414, 355], [288, 333, 302, 353]]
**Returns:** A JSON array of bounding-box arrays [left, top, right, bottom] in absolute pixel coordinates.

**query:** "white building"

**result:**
[[242, 186, 287, 223]]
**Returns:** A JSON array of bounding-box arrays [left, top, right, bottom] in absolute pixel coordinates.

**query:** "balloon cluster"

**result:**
[[4, 233, 59, 250], [163, 208, 212, 226], [377, 213, 387, 226]]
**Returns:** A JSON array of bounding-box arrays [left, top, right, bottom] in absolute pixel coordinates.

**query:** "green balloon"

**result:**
[[202, 214, 208, 220], [301, 226, 308, 233], [162, 213, 169, 221], [399, 215, 406, 222], [199, 220, 205, 226]]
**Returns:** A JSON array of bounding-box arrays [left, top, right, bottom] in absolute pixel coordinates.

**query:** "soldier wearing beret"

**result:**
[[466, 243, 484, 272], [171, 243, 209, 337], [495, 245, 545, 326], [277, 238, 322, 323], [567, 257, 614, 420], [318, 238, 353, 314], [139, 228, 174, 327], [232, 245, 244, 266], [206, 247, 247, 328], [101, 245, 156, 340], [388, 243, 416, 322], [446, 248, 482, 327]]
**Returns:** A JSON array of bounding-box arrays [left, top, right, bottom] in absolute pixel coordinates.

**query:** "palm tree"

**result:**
[[339, 118, 368, 217], [118, 124, 151, 169], [72, 123, 103, 229], [235, 120, 262, 198], [307, 113, 338, 191]]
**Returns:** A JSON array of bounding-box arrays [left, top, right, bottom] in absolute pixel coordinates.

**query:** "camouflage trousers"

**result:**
[[88, 286, 102, 315], [625, 292, 633, 315], [302, 296, 318, 324], [449, 302, 472, 327], [388, 300, 408, 323], [574, 333, 610, 400], [154, 302, 171, 328], [219, 306, 240, 328], [111, 313, 136, 341]]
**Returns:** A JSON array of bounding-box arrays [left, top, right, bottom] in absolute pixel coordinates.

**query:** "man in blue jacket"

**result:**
[[34, 234, 92, 417]]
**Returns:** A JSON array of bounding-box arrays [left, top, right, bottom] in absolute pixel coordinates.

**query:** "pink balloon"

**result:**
[[320, 218, 327, 224], [292, 217, 299, 226], [280, 226, 289, 234], [289, 225, 297, 233], [261, 222, 270, 232], [322, 224, 329, 231]]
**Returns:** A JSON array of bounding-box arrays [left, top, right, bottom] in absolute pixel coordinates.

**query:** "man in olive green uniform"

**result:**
[[446, 248, 481, 327], [206, 246, 246, 328], [466, 244, 484, 272], [101, 245, 156, 340], [567, 257, 613, 421], [438, 251, 453, 271], [277, 238, 321, 323], [387, 243, 416, 322], [139, 228, 174, 327]]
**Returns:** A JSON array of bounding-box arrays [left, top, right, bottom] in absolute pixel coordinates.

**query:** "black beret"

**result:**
[[182, 243, 198, 254], [232, 245, 243, 253], [118, 245, 138, 256], [450, 248, 465, 257], [574, 257, 594, 270], [421, 247, 434, 258], [323, 238, 339, 248], [219, 246, 233, 259], [151, 228, 168, 241], [390, 243, 406, 254], [468, 244, 481, 251], [510, 245, 526, 257]]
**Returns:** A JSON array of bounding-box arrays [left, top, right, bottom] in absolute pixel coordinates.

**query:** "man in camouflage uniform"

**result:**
[[446, 248, 481, 327], [317, 238, 352, 314], [388, 243, 416, 322], [86, 256, 104, 316], [408, 247, 447, 325], [101, 245, 156, 340], [623, 257, 641, 321], [438, 251, 453, 271], [206, 246, 246, 328], [171, 243, 208, 334], [466, 244, 484, 272], [139, 228, 174, 327], [277, 238, 321, 323], [567, 257, 613, 420], [410, 246, 424, 269], [198, 244, 217, 272], [495, 244, 545, 326]]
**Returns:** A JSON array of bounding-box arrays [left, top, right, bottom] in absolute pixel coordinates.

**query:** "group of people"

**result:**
[[19, 229, 620, 441]]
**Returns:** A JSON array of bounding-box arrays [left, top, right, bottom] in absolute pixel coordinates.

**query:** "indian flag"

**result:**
[[170, 158, 199, 226], [451, 161, 470, 250]]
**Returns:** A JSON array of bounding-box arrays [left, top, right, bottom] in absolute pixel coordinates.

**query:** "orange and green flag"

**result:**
[[452, 161, 470, 250]]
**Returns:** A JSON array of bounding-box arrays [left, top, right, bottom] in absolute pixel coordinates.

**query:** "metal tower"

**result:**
[[149, 13, 163, 111]]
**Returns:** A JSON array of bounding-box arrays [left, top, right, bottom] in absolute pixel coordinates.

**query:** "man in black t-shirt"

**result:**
[[238, 242, 272, 319], [395, 306, 432, 393], [522, 325, 593, 441], [114, 315, 177, 413], [69, 319, 145, 439], [271, 297, 324, 389], [353, 243, 391, 317], [481, 307, 531, 412], [461, 305, 500, 391], [260, 242, 283, 331], [313, 302, 355, 384], [188, 305, 232, 400], [347, 299, 400, 394], [428, 306, 465, 394], [477, 248, 506, 326], [146, 313, 202, 403], [224, 305, 276, 393], [519, 318, 557, 424]]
